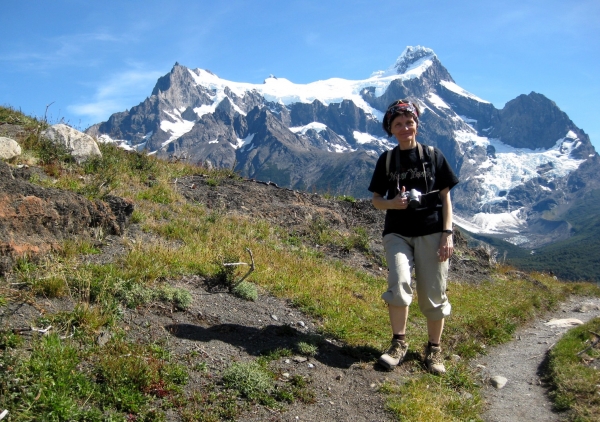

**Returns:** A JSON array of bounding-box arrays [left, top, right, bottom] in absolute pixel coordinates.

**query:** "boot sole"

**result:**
[[378, 355, 400, 371]]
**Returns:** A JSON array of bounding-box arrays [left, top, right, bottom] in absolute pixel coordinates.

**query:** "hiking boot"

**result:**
[[378, 339, 408, 370], [425, 344, 446, 375]]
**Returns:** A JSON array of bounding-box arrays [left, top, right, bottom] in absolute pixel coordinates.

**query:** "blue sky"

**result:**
[[1, 0, 599, 151]]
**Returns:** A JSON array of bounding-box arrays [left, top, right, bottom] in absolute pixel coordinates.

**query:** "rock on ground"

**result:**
[[41, 123, 102, 163], [0, 136, 21, 160]]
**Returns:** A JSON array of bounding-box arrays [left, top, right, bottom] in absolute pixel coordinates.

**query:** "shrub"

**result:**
[[347, 227, 370, 252], [158, 285, 193, 310], [113, 279, 192, 310], [296, 341, 318, 357], [114, 279, 155, 308], [232, 281, 258, 301], [222, 361, 274, 400], [337, 195, 356, 203]]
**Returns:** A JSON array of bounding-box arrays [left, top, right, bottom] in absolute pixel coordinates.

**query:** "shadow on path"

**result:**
[[166, 322, 384, 370]]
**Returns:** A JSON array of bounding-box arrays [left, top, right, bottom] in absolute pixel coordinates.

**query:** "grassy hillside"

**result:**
[[1, 105, 600, 421]]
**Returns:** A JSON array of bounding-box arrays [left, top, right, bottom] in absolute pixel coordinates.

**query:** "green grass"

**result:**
[[547, 317, 600, 421], [382, 363, 483, 422], [221, 359, 315, 408], [222, 361, 274, 401], [0, 331, 188, 421], [0, 105, 40, 128], [231, 280, 258, 301], [2, 104, 600, 420]]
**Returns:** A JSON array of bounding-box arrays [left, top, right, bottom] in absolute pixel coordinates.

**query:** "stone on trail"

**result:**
[[544, 318, 583, 328], [576, 304, 600, 313], [490, 376, 508, 389]]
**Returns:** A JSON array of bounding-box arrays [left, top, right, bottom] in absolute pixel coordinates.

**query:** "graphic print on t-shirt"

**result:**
[[389, 167, 430, 183], [388, 165, 432, 196], [385, 147, 434, 196]]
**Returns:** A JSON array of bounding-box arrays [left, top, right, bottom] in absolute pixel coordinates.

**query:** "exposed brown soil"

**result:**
[[0, 160, 134, 275]]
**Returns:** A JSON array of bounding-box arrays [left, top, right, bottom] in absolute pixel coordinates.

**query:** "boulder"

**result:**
[[0, 136, 22, 160], [41, 124, 102, 163]]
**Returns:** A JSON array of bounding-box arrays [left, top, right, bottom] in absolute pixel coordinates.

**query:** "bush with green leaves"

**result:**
[[158, 284, 193, 310], [296, 341, 318, 357], [294, 334, 323, 357], [113, 279, 192, 310], [232, 281, 258, 301], [308, 216, 332, 245], [346, 226, 370, 252], [215, 254, 238, 288], [336, 195, 356, 203], [222, 361, 274, 400]]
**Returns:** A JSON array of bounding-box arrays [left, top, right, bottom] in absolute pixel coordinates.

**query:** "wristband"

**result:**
[[442, 230, 452, 234]]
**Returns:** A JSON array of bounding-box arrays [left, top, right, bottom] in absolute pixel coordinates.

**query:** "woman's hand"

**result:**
[[372, 187, 408, 210], [438, 232, 454, 262], [388, 186, 408, 210]]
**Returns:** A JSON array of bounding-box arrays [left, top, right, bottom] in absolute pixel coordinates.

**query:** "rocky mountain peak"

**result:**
[[490, 92, 578, 150], [152, 63, 180, 95], [393, 45, 436, 74]]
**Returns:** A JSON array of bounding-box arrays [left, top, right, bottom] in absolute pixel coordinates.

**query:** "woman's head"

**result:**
[[382, 99, 421, 137]]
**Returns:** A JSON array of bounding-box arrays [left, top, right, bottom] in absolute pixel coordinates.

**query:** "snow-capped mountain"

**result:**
[[86, 46, 600, 249]]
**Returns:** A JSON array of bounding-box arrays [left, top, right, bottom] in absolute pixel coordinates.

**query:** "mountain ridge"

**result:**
[[85, 46, 600, 255]]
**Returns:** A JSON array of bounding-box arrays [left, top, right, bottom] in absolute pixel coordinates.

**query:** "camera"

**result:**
[[401, 189, 422, 208]]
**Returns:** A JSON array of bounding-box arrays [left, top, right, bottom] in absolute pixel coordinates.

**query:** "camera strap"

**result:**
[[386, 142, 433, 193]]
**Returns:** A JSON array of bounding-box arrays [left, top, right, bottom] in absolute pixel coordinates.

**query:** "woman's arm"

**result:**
[[438, 187, 454, 262], [372, 190, 408, 210]]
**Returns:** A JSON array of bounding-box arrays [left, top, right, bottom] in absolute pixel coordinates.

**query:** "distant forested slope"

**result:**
[[462, 189, 600, 282]]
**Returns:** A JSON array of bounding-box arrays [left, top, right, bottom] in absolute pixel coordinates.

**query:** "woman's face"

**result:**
[[390, 113, 417, 147]]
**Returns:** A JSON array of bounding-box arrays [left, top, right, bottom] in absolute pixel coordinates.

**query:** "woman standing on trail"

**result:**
[[368, 99, 459, 374]]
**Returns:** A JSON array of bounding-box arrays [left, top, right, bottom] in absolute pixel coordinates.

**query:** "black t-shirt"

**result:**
[[368, 144, 459, 237]]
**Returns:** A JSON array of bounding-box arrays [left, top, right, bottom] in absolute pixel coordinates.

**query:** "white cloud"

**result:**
[[68, 69, 164, 123], [68, 99, 123, 122], [95, 69, 163, 98], [0, 32, 122, 70]]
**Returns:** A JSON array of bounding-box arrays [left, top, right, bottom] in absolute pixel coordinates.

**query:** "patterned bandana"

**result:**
[[386, 102, 419, 125]]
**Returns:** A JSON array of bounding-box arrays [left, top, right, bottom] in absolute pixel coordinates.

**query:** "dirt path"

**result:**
[[472, 296, 600, 422]]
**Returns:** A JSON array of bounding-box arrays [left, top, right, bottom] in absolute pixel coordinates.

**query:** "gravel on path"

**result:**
[[472, 296, 600, 422]]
